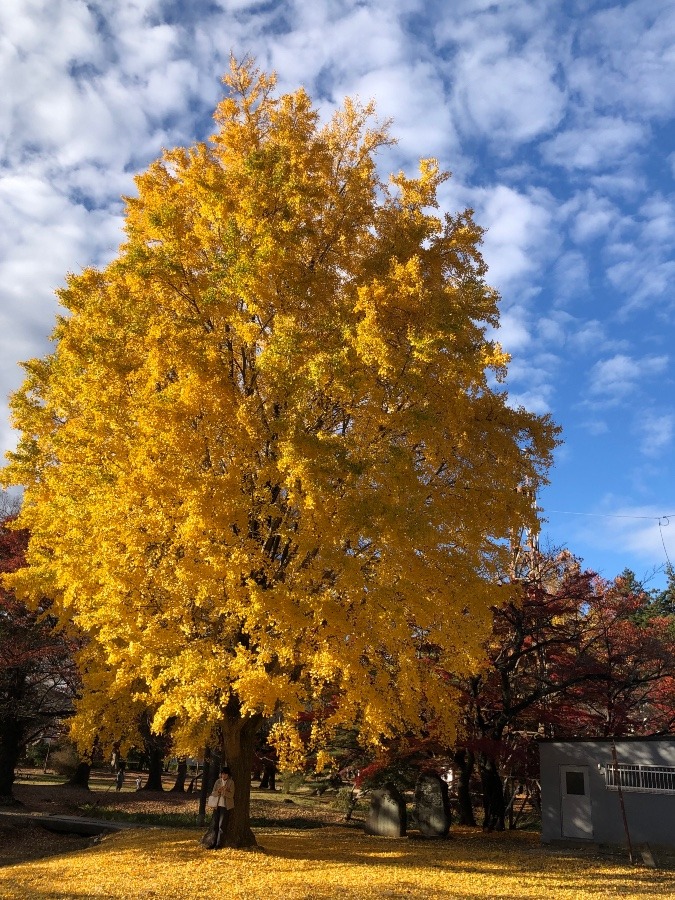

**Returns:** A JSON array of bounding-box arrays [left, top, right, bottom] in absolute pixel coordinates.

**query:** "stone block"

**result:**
[[414, 773, 451, 838], [364, 782, 407, 837]]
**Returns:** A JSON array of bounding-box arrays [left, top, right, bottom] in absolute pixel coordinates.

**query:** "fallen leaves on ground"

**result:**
[[0, 825, 91, 867], [1, 826, 672, 900]]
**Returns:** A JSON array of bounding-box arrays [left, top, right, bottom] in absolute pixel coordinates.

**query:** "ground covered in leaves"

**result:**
[[2, 824, 674, 899], [8, 775, 351, 827], [2, 775, 674, 899], [0, 823, 92, 867]]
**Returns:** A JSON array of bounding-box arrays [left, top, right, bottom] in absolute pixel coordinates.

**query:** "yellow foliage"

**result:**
[[2, 58, 559, 764]]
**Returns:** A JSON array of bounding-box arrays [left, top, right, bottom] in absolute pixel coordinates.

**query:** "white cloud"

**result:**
[[552, 250, 590, 302], [603, 192, 675, 314], [433, 0, 569, 147], [589, 172, 648, 199], [505, 389, 553, 416], [534, 310, 614, 356], [587, 353, 668, 403], [211, 0, 272, 9], [571, 0, 675, 121], [494, 309, 531, 354], [637, 412, 675, 458], [262, 0, 406, 92], [536, 313, 572, 346], [569, 319, 615, 355], [447, 34, 566, 148], [569, 195, 621, 244], [580, 417, 609, 437], [472, 185, 555, 290], [639, 195, 675, 243], [570, 503, 675, 576], [541, 117, 647, 171], [498, 341, 559, 416], [345, 63, 457, 162]]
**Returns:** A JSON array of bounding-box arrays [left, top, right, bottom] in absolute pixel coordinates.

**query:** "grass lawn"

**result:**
[[1, 825, 673, 899]]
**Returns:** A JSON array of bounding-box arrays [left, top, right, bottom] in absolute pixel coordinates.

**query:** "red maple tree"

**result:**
[[0, 512, 79, 802]]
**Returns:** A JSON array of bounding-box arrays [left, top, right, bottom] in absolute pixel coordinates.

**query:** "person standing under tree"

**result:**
[[202, 766, 235, 849], [115, 763, 125, 792]]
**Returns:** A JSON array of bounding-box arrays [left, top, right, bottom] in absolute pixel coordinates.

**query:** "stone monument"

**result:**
[[414, 772, 451, 838], [364, 782, 407, 837]]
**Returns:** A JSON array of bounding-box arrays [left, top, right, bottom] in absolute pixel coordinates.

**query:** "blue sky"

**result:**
[[1, 0, 674, 587]]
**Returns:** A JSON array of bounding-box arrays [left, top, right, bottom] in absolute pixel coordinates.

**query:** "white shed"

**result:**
[[540, 737, 675, 848]]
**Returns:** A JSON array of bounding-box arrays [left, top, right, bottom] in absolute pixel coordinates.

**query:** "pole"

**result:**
[[197, 746, 211, 826], [611, 739, 634, 864]]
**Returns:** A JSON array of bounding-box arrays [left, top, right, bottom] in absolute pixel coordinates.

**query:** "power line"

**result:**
[[546, 510, 674, 524], [544, 508, 674, 572]]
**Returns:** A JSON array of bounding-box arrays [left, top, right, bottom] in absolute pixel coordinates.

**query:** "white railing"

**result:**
[[605, 763, 675, 794]]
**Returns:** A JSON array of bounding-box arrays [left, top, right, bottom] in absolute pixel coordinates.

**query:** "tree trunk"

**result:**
[[0, 716, 23, 804], [259, 759, 276, 791], [453, 748, 477, 827], [479, 753, 505, 831], [66, 761, 91, 789], [138, 711, 172, 791], [223, 703, 262, 847], [221, 705, 262, 847], [197, 747, 217, 826], [170, 758, 188, 793], [142, 747, 165, 791]]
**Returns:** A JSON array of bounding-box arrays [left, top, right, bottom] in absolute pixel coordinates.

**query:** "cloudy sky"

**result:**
[[1, 0, 674, 587]]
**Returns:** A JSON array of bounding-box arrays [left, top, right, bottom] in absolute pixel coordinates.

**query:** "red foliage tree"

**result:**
[[0, 512, 79, 803], [540, 572, 675, 737], [455, 550, 675, 830]]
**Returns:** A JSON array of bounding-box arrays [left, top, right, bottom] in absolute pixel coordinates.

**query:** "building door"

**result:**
[[560, 765, 593, 839]]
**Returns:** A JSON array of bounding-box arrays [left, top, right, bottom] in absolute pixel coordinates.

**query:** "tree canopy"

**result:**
[[2, 59, 558, 843]]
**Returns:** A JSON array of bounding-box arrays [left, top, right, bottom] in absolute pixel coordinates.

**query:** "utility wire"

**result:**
[[545, 509, 674, 571], [546, 510, 675, 523]]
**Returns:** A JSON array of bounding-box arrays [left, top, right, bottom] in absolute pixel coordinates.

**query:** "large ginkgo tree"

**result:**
[[2, 59, 559, 846]]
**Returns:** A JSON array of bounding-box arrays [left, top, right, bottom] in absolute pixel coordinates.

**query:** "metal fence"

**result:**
[[605, 763, 675, 794]]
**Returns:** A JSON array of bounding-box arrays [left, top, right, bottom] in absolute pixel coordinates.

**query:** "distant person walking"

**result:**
[[115, 764, 125, 792]]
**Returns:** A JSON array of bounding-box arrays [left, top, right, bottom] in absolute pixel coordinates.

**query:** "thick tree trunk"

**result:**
[[138, 712, 172, 791], [0, 716, 23, 804], [170, 758, 188, 793], [222, 708, 262, 847], [201, 705, 262, 848], [479, 753, 505, 831], [142, 748, 165, 791], [66, 761, 91, 789], [453, 748, 477, 827]]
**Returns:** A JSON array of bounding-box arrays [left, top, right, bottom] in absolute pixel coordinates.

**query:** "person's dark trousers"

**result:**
[[215, 806, 230, 848]]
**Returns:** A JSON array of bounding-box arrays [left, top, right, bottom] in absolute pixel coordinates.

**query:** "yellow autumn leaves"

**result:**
[[2, 826, 671, 900], [2, 57, 559, 765]]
